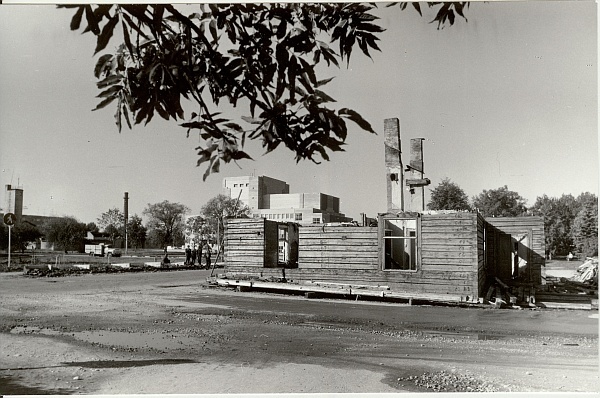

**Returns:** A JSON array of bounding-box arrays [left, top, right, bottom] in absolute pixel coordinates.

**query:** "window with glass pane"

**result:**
[[383, 218, 418, 270]]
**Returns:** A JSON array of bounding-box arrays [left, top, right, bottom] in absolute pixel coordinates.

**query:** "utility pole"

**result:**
[[3, 213, 16, 268], [124, 192, 129, 254]]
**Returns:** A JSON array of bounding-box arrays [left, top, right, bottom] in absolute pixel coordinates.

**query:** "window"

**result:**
[[383, 218, 418, 271], [234, 184, 238, 187], [312, 218, 321, 224], [295, 213, 302, 221]]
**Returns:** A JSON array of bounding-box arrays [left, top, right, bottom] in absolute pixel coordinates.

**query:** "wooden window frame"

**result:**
[[381, 216, 421, 272]]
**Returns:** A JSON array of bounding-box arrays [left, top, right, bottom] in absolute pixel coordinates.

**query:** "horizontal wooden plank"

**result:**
[[299, 238, 378, 245], [422, 213, 476, 218], [226, 253, 266, 258], [421, 264, 477, 272], [422, 257, 477, 265], [299, 246, 379, 253], [421, 227, 477, 234], [421, 219, 476, 226], [299, 233, 379, 240], [298, 259, 379, 266], [299, 263, 379, 269], [420, 237, 475, 245], [421, 251, 475, 259], [421, 241, 477, 252], [420, 230, 477, 237], [225, 244, 264, 249], [301, 226, 375, 232]]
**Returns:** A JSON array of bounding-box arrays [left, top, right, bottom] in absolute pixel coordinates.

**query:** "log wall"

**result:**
[[224, 218, 267, 268], [416, 212, 480, 296], [298, 226, 379, 269], [485, 217, 545, 285], [224, 214, 483, 299]]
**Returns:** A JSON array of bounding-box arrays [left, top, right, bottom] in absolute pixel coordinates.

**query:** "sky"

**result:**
[[0, 1, 597, 225]]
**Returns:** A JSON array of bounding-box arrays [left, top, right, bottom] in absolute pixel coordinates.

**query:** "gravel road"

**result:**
[[0, 269, 597, 395]]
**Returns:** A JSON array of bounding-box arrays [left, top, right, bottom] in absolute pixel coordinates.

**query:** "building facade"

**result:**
[[3, 184, 24, 222], [222, 175, 352, 225]]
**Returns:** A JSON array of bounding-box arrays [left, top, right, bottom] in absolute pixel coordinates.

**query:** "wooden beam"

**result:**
[[405, 178, 431, 187]]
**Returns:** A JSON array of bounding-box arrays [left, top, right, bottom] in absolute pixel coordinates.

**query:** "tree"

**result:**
[[185, 215, 207, 247], [571, 195, 598, 257], [201, 194, 250, 248], [427, 178, 471, 211], [42, 217, 87, 253], [472, 186, 527, 217], [61, 3, 466, 180], [126, 214, 147, 249], [143, 201, 190, 248], [97, 208, 124, 245], [0, 222, 42, 252], [86, 222, 100, 234], [13, 222, 43, 252], [531, 194, 579, 258]]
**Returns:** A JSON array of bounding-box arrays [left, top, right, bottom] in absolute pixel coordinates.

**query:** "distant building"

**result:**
[[222, 175, 352, 225], [3, 184, 24, 222]]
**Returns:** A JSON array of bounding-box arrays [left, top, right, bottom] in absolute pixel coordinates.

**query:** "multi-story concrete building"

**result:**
[[222, 175, 352, 225]]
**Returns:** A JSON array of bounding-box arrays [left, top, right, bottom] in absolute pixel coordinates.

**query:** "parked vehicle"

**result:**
[[166, 246, 185, 253], [84, 243, 121, 257], [105, 246, 122, 257]]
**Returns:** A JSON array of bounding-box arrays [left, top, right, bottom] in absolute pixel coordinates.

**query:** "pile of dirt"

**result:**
[[571, 257, 598, 285], [396, 370, 512, 392]]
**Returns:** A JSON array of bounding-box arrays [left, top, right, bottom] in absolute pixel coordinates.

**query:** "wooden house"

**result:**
[[221, 212, 544, 303], [219, 118, 545, 304]]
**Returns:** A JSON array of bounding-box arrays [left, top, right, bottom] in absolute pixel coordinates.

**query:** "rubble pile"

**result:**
[[397, 370, 505, 392], [570, 257, 598, 285]]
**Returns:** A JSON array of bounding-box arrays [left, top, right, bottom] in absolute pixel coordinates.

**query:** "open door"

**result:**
[[278, 225, 289, 265], [496, 232, 513, 283], [513, 233, 530, 280]]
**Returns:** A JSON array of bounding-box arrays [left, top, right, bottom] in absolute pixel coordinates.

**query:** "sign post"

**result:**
[[4, 213, 16, 269]]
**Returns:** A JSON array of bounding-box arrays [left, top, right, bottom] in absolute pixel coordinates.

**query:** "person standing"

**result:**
[[185, 246, 192, 265], [205, 246, 212, 270], [197, 242, 203, 268], [191, 246, 197, 266]]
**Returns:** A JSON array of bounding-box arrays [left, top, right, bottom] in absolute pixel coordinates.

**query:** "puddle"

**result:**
[[10, 326, 61, 336], [0, 376, 68, 395], [63, 358, 197, 369], [423, 331, 505, 341], [9, 326, 205, 351], [73, 330, 200, 350], [476, 334, 503, 341]]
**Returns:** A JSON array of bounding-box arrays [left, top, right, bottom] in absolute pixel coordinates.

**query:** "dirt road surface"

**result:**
[[0, 269, 598, 395]]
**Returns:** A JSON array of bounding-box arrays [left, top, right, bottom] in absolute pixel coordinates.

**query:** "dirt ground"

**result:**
[[0, 269, 598, 395]]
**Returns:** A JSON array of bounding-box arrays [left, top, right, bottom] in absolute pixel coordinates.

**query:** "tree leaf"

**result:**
[[231, 150, 253, 161], [315, 76, 335, 88], [412, 2, 422, 16], [70, 6, 85, 31], [121, 20, 135, 58], [97, 84, 123, 98], [314, 90, 336, 103], [338, 108, 375, 134], [93, 95, 117, 111], [84, 5, 101, 35], [94, 54, 113, 78], [241, 116, 263, 125], [95, 14, 119, 54]]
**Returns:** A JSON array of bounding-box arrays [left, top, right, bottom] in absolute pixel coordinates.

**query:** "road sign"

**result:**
[[3, 212, 16, 226]]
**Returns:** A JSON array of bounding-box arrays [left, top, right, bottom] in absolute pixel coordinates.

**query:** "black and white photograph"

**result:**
[[0, 1, 598, 395]]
